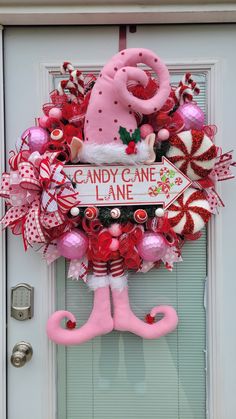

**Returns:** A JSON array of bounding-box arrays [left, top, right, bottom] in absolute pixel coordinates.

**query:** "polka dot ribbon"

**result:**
[[0, 150, 79, 249]]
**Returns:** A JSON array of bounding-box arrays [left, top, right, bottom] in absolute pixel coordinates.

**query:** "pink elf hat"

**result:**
[[76, 48, 171, 165]]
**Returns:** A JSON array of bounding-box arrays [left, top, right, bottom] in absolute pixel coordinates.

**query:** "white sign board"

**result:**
[[65, 157, 192, 209]]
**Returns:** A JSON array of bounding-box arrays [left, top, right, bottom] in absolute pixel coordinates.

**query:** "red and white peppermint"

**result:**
[[159, 167, 169, 177], [167, 129, 217, 180], [167, 187, 211, 235], [84, 206, 99, 220]]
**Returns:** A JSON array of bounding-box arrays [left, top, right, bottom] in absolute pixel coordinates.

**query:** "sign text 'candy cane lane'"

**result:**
[[65, 157, 192, 209]]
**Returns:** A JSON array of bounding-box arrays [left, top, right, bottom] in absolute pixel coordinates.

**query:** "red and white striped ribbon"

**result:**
[[93, 260, 108, 277], [110, 258, 124, 277]]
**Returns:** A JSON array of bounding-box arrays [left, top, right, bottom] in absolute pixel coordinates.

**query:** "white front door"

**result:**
[[3, 24, 236, 419]]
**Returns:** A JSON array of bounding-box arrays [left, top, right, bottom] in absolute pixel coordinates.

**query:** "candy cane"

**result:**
[[174, 73, 200, 104], [58, 61, 84, 103]]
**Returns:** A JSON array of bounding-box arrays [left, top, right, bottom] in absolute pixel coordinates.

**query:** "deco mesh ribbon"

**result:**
[[0, 51, 235, 278]]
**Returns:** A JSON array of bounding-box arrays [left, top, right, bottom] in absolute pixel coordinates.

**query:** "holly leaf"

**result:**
[[119, 126, 131, 145], [161, 175, 166, 182], [131, 128, 141, 144]]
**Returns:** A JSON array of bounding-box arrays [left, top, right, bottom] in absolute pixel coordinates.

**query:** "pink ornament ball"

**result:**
[[108, 223, 122, 237], [109, 238, 120, 252], [140, 124, 154, 139], [49, 107, 62, 120], [57, 229, 88, 260], [137, 231, 168, 262], [39, 115, 49, 128], [26, 126, 49, 154], [157, 128, 170, 142], [176, 103, 204, 130]]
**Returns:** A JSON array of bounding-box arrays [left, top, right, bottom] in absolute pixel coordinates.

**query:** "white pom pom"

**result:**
[[70, 207, 80, 216], [155, 208, 165, 218]]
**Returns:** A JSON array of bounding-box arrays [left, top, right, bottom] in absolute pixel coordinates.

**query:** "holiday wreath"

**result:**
[[1, 48, 235, 345]]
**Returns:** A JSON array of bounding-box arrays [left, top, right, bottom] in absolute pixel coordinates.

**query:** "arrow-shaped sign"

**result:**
[[65, 157, 192, 209]]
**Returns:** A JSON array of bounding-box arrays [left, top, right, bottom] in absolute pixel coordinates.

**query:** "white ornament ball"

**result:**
[[70, 207, 80, 217], [110, 208, 121, 219], [155, 208, 165, 218]]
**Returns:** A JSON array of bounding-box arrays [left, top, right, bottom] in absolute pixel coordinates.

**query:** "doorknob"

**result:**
[[10, 341, 33, 368]]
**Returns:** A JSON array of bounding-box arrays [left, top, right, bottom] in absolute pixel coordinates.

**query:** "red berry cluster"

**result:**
[[125, 141, 137, 155]]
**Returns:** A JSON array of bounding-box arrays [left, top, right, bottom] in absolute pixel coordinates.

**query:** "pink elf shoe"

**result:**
[[47, 261, 113, 345], [109, 258, 178, 339]]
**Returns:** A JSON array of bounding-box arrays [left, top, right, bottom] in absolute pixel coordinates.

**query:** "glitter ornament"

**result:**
[[155, 208, 165, 218], [70, 207, 80, 217], [57, 229, 88, 260], [49, 107, 62, 120], [110, 208, 121, 219], [167, 129, 217, 180], [137, 232, 168, 262], [26, 127, 49, 154], [84, 206, 99, 220], [157, 128, 170, 142], [140, 124, 154, 139], [108, 223, 122, 237], [167, 187, 211, 235], [176, 103, 204, 130], [134, 209, 148, 223]]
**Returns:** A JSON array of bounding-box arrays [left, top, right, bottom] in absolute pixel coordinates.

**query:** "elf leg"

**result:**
[[47, 261, 113, 345], [110, 259, 178, 339]]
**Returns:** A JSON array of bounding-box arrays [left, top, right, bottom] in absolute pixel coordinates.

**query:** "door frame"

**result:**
[[0, 17, 227, 419], [0, 26, 7, 419], [0, 1, 236, 25]]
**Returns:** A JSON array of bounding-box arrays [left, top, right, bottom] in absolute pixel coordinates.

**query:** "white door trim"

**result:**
[[0, 26, 7, 419], [38, 59, 223, 419], [0, 2, 236, 25]]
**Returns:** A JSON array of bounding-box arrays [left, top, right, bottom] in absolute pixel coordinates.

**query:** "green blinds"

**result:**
[[56, 72, 207, 419]]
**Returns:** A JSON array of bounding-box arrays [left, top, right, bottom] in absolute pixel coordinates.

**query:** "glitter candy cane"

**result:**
[[58, 62, 84, 104], [174, 73, 200, 105]]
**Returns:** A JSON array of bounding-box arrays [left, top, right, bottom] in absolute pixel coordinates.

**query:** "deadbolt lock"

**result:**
[[11, 283, 34, 321]]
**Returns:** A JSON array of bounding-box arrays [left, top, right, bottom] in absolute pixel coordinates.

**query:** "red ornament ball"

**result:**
[[134, 209, 148, 224]]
